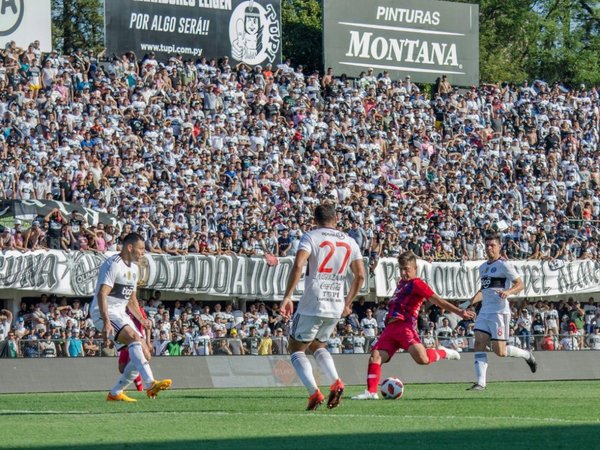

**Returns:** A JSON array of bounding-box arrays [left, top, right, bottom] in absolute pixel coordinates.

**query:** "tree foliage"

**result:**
[[456, 0, 599, 85], [49, 0, 598, 84], [281, 0, 322, 71], [51, 0, 103, 53]]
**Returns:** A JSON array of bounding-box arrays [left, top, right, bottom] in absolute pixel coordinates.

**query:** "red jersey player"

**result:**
[[118, 305, 152, 391], [352, 251, 475, 399]]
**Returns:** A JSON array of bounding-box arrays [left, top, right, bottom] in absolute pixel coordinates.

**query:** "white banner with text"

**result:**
[[0, 250, 597, 299], [374, 258, 600, 299]]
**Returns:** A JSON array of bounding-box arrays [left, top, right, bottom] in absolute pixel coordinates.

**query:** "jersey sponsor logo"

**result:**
[[110, 283, 135, 301], [481, 276, 506, 289], [320, 230, 347, 240]]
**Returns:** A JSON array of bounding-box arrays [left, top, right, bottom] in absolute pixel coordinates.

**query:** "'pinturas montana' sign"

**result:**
[[323, 0, 479, 85]]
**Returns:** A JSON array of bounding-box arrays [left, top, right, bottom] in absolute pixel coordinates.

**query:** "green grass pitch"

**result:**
[[1, 381, 599, 449]]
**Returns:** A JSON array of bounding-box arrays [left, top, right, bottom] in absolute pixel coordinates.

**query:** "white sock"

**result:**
[[110, 361, 139, 396], [128, 341, 154, 389], [291, 351, 318, 395], [474, 352, 488, 387], [506, 345, 531, 359], [314, 348, 339, 385]]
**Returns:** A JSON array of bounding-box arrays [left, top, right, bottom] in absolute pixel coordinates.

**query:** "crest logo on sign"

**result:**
[[70, 252, 107, 296], [229, 0, 280, 65], [0, 0, 24, 36]]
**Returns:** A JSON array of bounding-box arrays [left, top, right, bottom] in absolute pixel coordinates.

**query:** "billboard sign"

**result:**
[[323, 0, 479, 85], [0, 0, 52, 52], [105, 0, 281, 65]]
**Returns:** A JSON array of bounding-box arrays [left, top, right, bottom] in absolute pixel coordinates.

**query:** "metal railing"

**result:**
[[1, 333, 595, 358]]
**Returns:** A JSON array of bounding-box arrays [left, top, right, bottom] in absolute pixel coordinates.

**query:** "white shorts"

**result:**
[[291, 314, 339, 343], [91, 307, 142, 346], [474, 312, 510, 341]]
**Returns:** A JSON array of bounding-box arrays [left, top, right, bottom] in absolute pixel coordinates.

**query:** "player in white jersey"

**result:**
[[281, 203, 365, 410], [90, 233, 171, 402], [464, 233, 537, 391]]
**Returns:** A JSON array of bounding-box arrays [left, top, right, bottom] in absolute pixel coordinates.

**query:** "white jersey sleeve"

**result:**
[[97, 257, 119, 289], [296, 227, 363, 318], [479, 259, 520, 314]]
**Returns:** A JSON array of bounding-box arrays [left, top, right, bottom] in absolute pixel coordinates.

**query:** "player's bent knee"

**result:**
[[369, 352, 381, 364], [370, 349, 389, 364], [308, 340, 326, 353], [411, 349, 429, 365]]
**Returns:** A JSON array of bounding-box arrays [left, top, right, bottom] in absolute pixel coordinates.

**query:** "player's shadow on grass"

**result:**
[[405, 397, 495, 402], [22, 426, 600, 450], [177, 393, 297, 399]]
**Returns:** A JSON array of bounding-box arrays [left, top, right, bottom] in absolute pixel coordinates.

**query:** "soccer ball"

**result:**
[[380, 377, 404, 399]]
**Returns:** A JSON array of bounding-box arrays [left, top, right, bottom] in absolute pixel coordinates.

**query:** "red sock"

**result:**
[[134, 375, 143, 391], [426, 348, 447, 364], [367, 363, 381, 393]]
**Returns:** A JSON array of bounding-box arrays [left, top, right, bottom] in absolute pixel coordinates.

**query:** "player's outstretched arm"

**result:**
[[460, 290, 483, 309], [429, 293, 476, 320]]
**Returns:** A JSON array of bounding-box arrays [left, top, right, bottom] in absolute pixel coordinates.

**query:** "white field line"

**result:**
[[0, 410, 596, 424]]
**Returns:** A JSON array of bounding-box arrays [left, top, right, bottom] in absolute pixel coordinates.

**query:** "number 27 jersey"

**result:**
[[297, 227, 363, 318]]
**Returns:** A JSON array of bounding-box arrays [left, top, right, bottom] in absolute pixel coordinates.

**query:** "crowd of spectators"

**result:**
[[1, 293, 599, 358], [0, 42, 598, 357], [0, 41, 596, 266]]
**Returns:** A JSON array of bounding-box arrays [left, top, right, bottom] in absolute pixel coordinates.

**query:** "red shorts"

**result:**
[[118, 347, 129, 366], [373, 320, 421, 359]]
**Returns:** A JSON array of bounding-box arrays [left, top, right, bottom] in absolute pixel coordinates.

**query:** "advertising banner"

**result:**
[[0, 0, 52, 52], [105, 0, 281, 65], [0, 250, 109, 296], [0, 252, 370, 299], [140, 254, 370, 300], [374, 258, 600, 299], [1, 249, 597, 300], [323, 0, 479, 85]]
